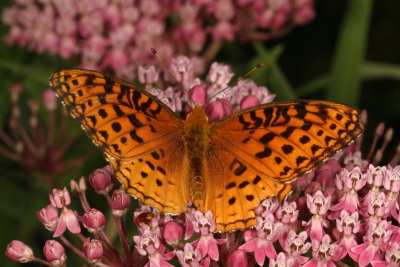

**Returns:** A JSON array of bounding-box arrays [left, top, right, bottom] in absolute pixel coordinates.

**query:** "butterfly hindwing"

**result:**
[[204, 147, 292, 232], [108, 141, 189, 214]]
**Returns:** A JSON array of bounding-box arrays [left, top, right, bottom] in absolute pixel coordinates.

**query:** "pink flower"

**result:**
[[283, 230, 311, 266], [366, 165, 386, 188], [303, 234, 340, 267], [49, 187, 71, 208], [371, 242, 400, 267], [329, 167, 366, 219], [138, 65, 160, 86], [269, 252, 295, 267], [365, 192, 389, 220], [351, 220, 393, 266], [276, 201, 299, 246], [207, 62, 234, 89], [53, 207, 81, 237], [176, 243, 210, 267], [169, 55, 194, 84], [43, 240, 66, 266], [239, 214, 282, 266], [254, 197, 279, 217], [133, 228, 175, 267], [276, 201, 299, 225], [192, 211, 225, 261], [5, 240, 34, 263], [303, 191, 330, 241], [83, 239, 103, 264], [82, 209, 106, 233], [335, 211, 360, 260], [230, 79, 275, 106], [37, 204, 59, 231]]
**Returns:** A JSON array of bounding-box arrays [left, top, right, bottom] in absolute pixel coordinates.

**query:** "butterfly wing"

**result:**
[[50, 69, 189, 214], [206, 100, 363, 231]]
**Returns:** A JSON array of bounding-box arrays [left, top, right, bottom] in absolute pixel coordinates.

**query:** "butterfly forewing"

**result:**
[[50, 69, 183, 159], [50, 69, 188, 214]]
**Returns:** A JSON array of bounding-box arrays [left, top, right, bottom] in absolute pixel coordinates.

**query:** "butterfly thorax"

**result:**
[[183, 106, 211, 209]]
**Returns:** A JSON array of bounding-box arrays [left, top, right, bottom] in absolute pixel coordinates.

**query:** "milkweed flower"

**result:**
[[2, 0, 315, 75]]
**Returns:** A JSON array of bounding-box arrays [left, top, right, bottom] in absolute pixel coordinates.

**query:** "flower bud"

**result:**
[[5, 240, 34, 263], [38, 205, 59, 231], [82, 209, 106, 233], [163, 221, 183, 245], [88, 166, 114, 194], [111, 190, 131, 216], [83, 239, 103, 263], [207, 99, 232, 121], [240, 94, 260, 110], [188, 85, 207, 105], [43, 240, 66, 266]]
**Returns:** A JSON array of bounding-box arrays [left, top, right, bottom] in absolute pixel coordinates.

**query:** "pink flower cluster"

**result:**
[[6, 153, 400, 266], [2, 0, 314, 76], [140, 56, 276, 119], [5, 58, 400, 266]]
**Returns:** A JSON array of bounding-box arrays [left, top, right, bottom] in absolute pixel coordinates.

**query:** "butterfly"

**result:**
[[50, 69, 363, 232]]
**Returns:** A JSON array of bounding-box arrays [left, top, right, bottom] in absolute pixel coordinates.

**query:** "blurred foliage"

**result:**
[[0, 0, 399, 266]]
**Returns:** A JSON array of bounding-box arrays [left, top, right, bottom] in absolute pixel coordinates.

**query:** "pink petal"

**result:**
[[302, 259, 317, 267], [163, 251, 175, 261], [351, 243, 368, 254], [359, 246, 378, 267], [310, 218, 323, 241], [371, 261, 389, 267], [207, 239, 219, 261], [239, 238, 257, 252], [65, 210, 81, 234], [264, 242, 277, 259], [53, 214, 67, 237], [254, 247, 266, 266], [195, 239, 208, 259]]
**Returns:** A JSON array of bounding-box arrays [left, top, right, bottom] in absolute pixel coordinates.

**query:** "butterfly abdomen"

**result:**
[[183, 106, 212, 209]]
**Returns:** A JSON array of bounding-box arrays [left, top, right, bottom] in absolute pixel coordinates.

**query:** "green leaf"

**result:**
[[326, 0, 373, 105], [252, 43, 297, 100], [297, 61, 400, 96]]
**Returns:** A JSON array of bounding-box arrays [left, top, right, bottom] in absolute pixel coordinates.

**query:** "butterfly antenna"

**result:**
[[151, 48, 165, 68], [209, 63, 264, 100]]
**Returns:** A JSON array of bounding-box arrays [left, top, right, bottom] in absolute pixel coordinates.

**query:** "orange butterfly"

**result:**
[[50, 69, 363, 232]]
